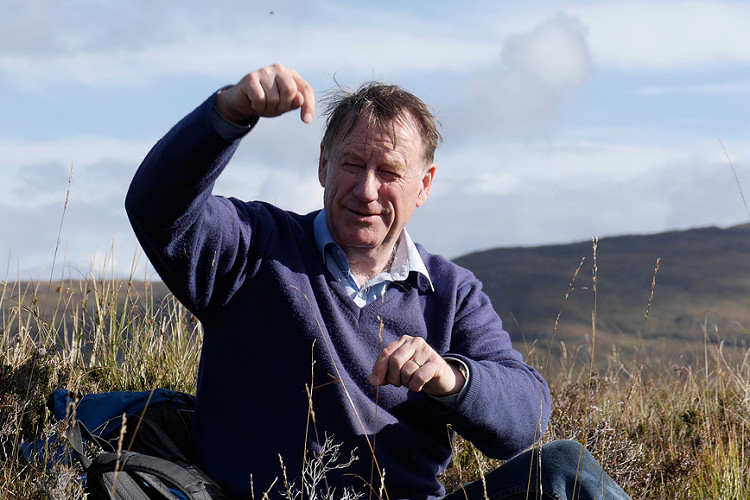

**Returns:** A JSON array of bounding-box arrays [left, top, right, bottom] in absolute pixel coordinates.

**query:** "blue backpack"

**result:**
[[22, 388, 227, 500]]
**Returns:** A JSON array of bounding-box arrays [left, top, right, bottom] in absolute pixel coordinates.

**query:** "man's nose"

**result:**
[[354, 169, 379, 201]]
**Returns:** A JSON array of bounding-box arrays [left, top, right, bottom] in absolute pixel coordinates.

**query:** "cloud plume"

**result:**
[[462, 14, 593, 138]]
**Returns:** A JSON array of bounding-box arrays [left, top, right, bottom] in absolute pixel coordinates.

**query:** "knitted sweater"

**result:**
[[125, 93, 551, 500]]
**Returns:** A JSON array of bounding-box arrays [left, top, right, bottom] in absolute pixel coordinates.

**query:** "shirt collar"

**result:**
[[313, 210, 433, 289]]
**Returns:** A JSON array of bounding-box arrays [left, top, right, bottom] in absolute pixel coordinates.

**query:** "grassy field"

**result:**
[[2, 262, 749, 499]]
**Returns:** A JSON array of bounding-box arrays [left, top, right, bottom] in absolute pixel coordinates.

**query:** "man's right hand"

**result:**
[[215, 63, 315, 124]]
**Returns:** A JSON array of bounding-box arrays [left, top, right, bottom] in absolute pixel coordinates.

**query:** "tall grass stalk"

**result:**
[[719, 138, 750, 222]]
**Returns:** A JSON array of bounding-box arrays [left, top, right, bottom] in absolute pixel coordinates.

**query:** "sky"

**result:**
[[2, 0, 750, 281]]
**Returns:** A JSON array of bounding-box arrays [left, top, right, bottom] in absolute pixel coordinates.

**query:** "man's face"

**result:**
[[318, 113, 436, 261]]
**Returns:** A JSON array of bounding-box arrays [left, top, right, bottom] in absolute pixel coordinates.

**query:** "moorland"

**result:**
[[2, 223, 749, 498]]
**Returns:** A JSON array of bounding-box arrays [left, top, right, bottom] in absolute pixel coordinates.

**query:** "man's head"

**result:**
[[318, 83, 441, 265]]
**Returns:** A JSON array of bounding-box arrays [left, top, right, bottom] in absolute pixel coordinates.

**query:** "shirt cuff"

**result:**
[[211, 100, 259, 142], [424, 357, 470, 407]]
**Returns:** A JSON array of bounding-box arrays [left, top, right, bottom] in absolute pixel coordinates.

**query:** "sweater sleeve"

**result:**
[[125, 92, 262, 318], [440, 271, 551, 459]]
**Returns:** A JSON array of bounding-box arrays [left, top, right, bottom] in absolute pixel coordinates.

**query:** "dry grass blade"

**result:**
[[50, 162, 74, 284], [719, 138, 750, 222]]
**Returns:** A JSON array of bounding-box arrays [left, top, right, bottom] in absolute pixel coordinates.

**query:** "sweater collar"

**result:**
[[313, 210, 433, 291]]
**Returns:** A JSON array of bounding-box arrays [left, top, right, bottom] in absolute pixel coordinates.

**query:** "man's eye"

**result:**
[[341, 162, 362, 172]]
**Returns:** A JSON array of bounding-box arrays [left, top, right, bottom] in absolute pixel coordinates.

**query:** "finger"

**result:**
[[242, 72, 266, 116], [397, 358, 420, 388], [256, 66, 283, 115], [369, 337, 408, 386], [369, 354, 388, 386], [290, 70, 315, 123], [385, 344, 420, 387], [245, 64, 292, 117], [406, 362, 440, 393], [268, 68, 301, 114], [423, 359, 464, 396]]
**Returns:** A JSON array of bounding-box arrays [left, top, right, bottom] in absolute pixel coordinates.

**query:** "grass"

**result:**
[[2, 253, 749, 499], [0, 269, 202, 498]]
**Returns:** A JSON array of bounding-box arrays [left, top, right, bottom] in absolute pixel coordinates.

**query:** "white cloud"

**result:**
[[0, 1, 498, 91], [6, 0, 750, 93], [455, 14, 593, 139], [503, 14, 591, 88], [0, 137, 149, 208], [575, 0, 750, 71], [419, 136, 750, 258], [0, 133, 152, 278], [480, 1, 750, 73], [0, 123, 323, 278]]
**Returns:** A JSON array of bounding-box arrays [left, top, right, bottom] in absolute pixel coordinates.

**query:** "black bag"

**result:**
[[44, 389, 227, 499], [86, 451, 217, 499]]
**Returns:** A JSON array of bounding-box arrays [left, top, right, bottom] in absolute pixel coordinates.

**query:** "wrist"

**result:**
[[215, 88, 257, 125], [426, 358, 468, 396], [446, 359, 468, 394]]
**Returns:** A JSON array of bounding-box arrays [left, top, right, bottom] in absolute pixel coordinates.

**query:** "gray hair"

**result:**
[[320, 82, 442, 165]]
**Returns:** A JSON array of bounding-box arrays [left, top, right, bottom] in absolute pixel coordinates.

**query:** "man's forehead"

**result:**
[[333, 111, 423, 152]]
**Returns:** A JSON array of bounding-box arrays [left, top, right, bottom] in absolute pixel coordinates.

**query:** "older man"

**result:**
[[126, 63, 629, 500]]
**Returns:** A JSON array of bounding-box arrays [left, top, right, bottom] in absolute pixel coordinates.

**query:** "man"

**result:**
[[126, 63, 629, 499]]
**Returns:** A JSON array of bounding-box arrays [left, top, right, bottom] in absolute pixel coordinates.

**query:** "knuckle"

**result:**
[[388, 356, 402, 370], [410, 374, 426, 392], [277, 79, 296, 98]]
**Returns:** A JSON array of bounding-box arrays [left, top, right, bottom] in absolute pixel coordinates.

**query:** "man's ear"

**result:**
[[318, 144, 327, 188], [416, 163, 436, 207]]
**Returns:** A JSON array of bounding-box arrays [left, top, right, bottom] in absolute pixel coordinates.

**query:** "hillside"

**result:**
[[454, 223, 750, 367]]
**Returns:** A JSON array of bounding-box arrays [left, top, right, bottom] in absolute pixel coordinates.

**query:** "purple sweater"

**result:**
[[125, 93, 551, 499]]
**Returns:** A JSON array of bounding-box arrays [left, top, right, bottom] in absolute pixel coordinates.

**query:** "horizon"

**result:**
[[3, 221, 747, 283]]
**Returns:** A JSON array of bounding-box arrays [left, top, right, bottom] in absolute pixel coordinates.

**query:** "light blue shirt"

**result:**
[[313, 210, 433, 307]]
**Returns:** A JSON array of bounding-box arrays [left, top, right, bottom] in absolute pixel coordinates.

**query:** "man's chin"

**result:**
[[342, 239, 382, 251], [338, 233, 387, 252]]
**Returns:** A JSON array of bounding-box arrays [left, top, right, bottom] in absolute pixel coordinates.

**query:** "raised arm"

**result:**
[[125, 64, 314, 317]]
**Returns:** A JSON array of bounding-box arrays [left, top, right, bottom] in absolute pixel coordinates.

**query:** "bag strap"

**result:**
[[87, 451, 214, 500], [65, 418, 117, 470], [123, 408, 190, 462]]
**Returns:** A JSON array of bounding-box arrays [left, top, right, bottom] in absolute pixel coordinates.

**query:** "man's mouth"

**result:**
[[347, 207, 380, 219]]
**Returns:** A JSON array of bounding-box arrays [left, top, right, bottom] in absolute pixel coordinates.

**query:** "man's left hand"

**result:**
[[369, 335, 466, 396]]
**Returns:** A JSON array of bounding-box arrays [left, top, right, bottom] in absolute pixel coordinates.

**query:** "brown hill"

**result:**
[[453, 223, 750, 368]]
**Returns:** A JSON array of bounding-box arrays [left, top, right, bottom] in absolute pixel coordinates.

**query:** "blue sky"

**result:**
[[2, 0, 750, 280]]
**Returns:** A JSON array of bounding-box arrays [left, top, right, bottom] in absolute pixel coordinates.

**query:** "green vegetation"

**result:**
[[2, 256, 749, 499]]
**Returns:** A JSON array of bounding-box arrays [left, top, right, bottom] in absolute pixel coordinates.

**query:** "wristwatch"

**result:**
[[447, 359, 469, 381]]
